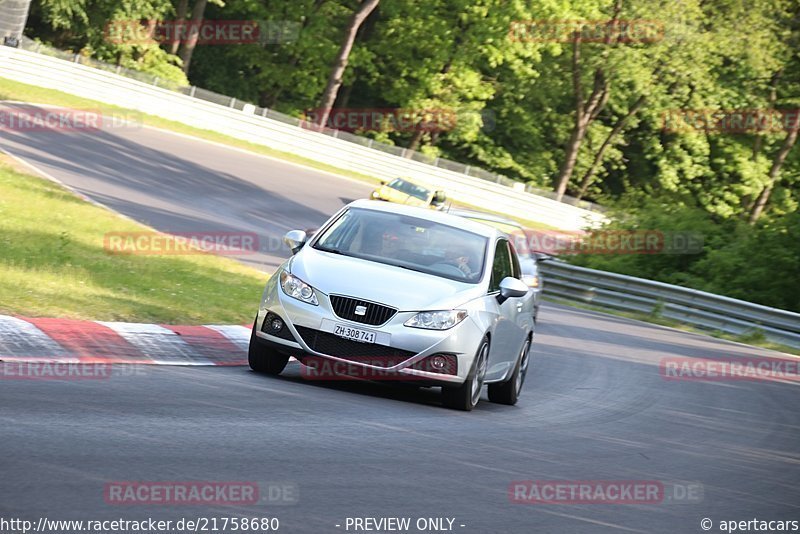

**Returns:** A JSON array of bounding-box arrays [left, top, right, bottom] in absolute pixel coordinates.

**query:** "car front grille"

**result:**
[[294, 326, 415, 367], [329, 295, 397, 326]]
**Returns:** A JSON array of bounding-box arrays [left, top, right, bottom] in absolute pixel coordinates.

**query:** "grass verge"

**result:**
[[0, 156, 266, 324], [543, 295, 800, 357], [0, 77, 559, 231]]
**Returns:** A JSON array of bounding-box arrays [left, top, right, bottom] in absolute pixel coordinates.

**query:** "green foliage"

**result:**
[[28, 0, 188, 85], [570, 196, 800, 311], [23, 0, 800, 310]]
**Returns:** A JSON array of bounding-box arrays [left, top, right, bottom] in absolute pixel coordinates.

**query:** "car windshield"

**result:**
[[389, 179, 430, 201], [466, 217, 533, 258], [313, 208, 487, 283]]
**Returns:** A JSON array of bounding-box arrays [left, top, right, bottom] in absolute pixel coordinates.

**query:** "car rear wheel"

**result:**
[[248, 317, 289, 375], [441, 337, 489, 411], [488, 337, 531, 406]]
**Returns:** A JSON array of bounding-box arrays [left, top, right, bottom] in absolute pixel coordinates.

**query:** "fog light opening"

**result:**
[[270, 317, 284, 332], [431, 355, 448, 370]]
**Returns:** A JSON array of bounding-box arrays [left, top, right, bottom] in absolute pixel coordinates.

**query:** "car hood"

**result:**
[[288, 247, 485, 311]]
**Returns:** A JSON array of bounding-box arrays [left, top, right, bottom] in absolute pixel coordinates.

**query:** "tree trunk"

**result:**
[[576, 94, 647, 200], [553, 1, 620, 201], [315, 0, 380, 128], [178, 0, 208, 75], [405, 129, 425, 156], [553, 33, 609, 201], [752, 71, 782, 160], [170, 0, 189, 55], [335, 80, 355, 109], [745, 71, 782, 214], [748, 111, 800, 223]]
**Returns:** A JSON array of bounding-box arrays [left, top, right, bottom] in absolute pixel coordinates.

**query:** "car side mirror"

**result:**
[[379, 180, 387, 186], [283, 230, 307, 254], [498, 277, 529, 304]]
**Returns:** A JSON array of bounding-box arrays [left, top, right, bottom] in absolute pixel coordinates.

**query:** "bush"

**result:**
[[568, 195, 800, 312]]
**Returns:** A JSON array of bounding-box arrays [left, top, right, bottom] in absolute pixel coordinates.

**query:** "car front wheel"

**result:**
[[488, 337, 531, 405], [248, 317, 289, 375], [441, 337, 489, 411]]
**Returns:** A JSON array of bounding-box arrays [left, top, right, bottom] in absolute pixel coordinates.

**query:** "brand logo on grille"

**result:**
[[354, 305, 367, 316]]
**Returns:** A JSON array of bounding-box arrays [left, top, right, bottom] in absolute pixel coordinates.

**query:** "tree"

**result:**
[[28, 0, 188, 86], [749, 113, 800, 223], [552, 2, 621, 201], [170, 0, 189, 55], [178, 0, 208, 74], [315, 0, 380, 127]]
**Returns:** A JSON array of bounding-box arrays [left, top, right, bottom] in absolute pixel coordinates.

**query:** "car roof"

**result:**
[[389, 176, 435, 189], [347, 199, 500, 239]]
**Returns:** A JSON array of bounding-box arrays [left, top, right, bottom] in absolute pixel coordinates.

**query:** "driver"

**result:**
[[443, 246, 474, 277]]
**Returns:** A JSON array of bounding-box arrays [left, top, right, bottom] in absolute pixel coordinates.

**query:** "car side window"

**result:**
[[489, 239, 513, 292]]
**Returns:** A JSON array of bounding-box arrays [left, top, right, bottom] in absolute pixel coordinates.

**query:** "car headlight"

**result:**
[[522, 274, 540, 288], [404, 310, 467, 330], [280, 271, 318, 305]]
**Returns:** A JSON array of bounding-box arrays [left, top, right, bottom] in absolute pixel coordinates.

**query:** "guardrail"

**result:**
[[0, 41, 606, 231], [0, 1, 30, 43], [539, 261, 800, 349]]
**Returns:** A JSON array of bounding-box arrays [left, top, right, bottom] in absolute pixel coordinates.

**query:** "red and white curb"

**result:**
[[0, 315, 252, 366]]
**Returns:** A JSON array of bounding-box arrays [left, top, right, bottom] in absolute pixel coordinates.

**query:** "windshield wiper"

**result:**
[[315, 245, 351, 257], [382, 261, 425, 274]]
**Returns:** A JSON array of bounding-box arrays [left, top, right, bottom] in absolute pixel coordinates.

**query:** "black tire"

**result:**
[[442, 337, 489, 411], [248, 317, 289, 375], [488, 337, 531, 405]]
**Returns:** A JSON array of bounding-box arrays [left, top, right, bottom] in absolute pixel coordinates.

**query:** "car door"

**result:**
[[484, 239, 529, 381]]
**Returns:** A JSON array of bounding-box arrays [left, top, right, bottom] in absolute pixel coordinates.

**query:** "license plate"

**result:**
[[334, 324, 376, 344]]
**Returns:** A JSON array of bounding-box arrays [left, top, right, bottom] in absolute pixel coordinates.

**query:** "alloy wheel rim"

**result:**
[[515, 340, 531, 395], [470, 343, 488, 406]]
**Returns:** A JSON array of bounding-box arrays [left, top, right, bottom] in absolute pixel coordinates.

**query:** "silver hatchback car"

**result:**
[[249, 200, 537, 410]]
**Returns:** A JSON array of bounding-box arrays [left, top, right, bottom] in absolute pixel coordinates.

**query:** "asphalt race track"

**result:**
[[0, 102, 373, 271], [1, 104, 799, 533]]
